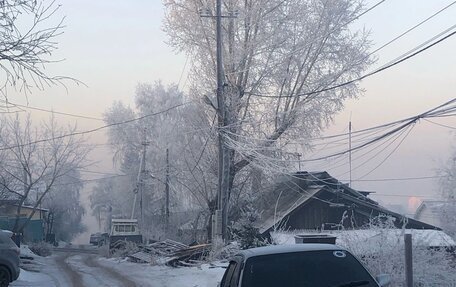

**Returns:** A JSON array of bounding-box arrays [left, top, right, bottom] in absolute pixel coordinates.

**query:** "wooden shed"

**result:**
[[255, 171, 438, 235]]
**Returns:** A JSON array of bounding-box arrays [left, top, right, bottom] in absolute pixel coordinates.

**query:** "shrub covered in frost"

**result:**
[[230, 203, 268, 249], [271, 216, 456, 286], [29, 241, 53, 257], [337, 217, 456, 286]]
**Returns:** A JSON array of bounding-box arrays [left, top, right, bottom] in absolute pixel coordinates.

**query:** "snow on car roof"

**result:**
[[238, 244, 345, 259]]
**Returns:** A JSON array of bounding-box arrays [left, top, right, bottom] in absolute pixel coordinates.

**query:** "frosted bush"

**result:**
[[338, 218, 456, 286]]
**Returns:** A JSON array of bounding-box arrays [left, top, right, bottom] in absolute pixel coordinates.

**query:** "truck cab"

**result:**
[[109, 219, 142, 248]]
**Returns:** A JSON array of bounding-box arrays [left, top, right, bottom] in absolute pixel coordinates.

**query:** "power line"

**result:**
[[424, 118, 456, 130], [282, 0, 388, 58], [79, 169, 126, 176], [366, 1, 456, 58], [248, 26, 456, 99], [354, 124, 415, 180], [0, 100, 104, 121], [351, 175, 444, 182], [298, 98, 456, 162], [0, 101, 192, 151]]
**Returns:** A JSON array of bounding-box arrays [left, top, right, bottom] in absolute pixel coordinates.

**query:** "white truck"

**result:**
[[109, 219, 143, 249]]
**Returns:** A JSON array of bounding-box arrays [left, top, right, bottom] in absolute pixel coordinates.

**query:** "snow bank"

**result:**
[[11, 269, 56, 287], [272, 229, 455, 251], [97, 257, 226, 287], [20, 245, 38, 257]]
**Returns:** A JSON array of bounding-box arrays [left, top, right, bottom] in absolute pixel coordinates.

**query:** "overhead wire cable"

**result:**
[[344, 124, 415, 180], [296, 98, 456, 162], [376, 23, 456, 71], [351, 175, 445, 182], [0, 101, 192, 151], [283, 0, 388, 57], [0, 99, 104, 121], [423, 118, 456, 130], [366, 1, 456, 58], [248, 26, 456, 99], [315, 123, 411, 175]]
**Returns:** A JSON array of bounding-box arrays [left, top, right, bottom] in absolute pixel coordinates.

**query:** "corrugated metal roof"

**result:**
[[254, 171, 439, 234]]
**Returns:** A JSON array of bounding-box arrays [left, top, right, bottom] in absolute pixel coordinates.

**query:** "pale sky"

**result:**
[[6, 0, 456, 238]]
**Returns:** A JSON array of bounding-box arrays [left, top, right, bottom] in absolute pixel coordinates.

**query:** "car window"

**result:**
[[241, 250, 378, 287], [229, 260, 242, 287]]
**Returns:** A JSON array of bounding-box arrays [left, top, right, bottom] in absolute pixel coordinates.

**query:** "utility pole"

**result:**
[[349, 120, 352, 188], [165, 148, 170, 234], [296, 153, 302, 171], [140, 129, 148, 227], [215, 0, 226, 242], [131, 128, 148, 225], [404, 233, 413, 287], [200, 1, 237, 242]]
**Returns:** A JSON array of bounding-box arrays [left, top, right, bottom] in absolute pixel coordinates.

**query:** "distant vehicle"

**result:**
[[0, 230, 20, 287], [89, 232, 109, 246], [109, 219, 142, 249], [219, 244, 391, 287]]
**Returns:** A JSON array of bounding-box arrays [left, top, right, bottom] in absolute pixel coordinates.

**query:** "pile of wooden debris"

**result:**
[[128, 239, 211, 267]]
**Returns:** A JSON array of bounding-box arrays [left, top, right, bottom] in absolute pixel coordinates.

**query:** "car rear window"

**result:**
[[241, 250, 378, 287]]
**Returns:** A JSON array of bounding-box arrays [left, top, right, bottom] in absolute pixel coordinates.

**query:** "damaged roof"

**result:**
[[254, 171, 438, 234]]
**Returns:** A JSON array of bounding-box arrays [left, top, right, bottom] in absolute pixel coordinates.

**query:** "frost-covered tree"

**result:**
[[164, 0, 373, 235], [0, 0, 68, 96], [42, 169, 86, 242], [98, 82, 214, 238], [438, 152, 456, 237], [0, 114, 90, 234]]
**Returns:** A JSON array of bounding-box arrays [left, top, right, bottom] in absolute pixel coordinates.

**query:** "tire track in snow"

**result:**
[[66, 254, 137, 287], [84, 255, 136, 287], [55, 253, 84, 287]]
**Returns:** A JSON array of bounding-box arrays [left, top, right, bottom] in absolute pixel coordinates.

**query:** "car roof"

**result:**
[[237, 244, 347, 259], [0, 230, 13, 237]]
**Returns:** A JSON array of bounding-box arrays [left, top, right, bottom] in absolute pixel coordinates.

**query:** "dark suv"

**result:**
[[0, 230, 20, 287], [219, 244, 390, 287]]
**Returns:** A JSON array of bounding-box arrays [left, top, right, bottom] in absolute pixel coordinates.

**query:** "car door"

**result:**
[[220, 257, 242, 287]]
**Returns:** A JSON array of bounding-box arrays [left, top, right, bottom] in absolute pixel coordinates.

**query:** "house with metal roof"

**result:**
[[254, 171, 438, 236], [0, 199, 48, 242]]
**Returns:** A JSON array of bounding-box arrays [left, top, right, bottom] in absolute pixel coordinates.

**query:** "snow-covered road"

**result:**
[[11, 251, 225, 287]]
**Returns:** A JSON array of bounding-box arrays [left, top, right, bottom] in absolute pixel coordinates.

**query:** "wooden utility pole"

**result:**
[[140, 131, 148, 226], [215, 0, 227, 241], [199, 1, 237, 242], [132, 128, 148, 223], [165, 148, 170, 232], [349, 120, 352, 188], [404, 233, 413, 287]]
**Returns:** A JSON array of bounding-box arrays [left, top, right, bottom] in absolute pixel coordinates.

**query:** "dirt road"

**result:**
[[13, 248, 138, 287], [55, 252, 138, 287]]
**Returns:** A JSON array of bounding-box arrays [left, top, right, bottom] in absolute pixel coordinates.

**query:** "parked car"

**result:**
[[89, 232, 109, 246], [0, 230, 20, 287], [219, 244, 390, 287]]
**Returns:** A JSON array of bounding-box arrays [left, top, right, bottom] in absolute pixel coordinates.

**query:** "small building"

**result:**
[[0, 199, 48, 242], [414, 200, 450, 229], [255, 171, 438, 236]]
